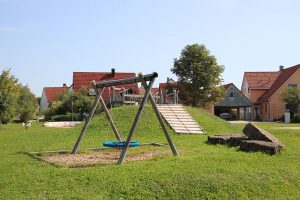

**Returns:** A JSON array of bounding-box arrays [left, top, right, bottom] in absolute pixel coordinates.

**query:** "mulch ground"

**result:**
[[40, 150, 169, 167]]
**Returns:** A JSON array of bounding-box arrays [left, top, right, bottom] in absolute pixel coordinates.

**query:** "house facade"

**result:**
[[241, 64, 300, 121], [214, 83, 252, 120], [40, 84, 69, 112]]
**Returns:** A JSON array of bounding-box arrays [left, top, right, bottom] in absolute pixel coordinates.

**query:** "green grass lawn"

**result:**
[[0, 106, 300, 199]]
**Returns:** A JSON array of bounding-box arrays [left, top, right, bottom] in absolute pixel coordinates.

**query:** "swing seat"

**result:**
[[103, 141, 141, 148]]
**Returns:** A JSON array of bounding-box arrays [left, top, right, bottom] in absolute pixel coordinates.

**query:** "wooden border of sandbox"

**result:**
[[27, 143, 170, 167]]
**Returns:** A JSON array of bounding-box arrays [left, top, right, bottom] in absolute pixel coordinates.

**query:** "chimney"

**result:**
[[167, 77, 170, 82], [111, 68, 115, 76], [279, 65, 284, 71], [63, 83, 67, 87]]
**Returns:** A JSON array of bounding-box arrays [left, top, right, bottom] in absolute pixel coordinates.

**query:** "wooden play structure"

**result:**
[[157, 104, 205, 134], [71, 72, 178, 164]]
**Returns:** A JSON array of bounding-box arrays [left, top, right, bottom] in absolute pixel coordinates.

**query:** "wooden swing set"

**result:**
[[71, 72, 178, 164]]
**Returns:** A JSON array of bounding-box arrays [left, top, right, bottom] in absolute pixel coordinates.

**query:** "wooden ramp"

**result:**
[[157, 104, 205, 134]]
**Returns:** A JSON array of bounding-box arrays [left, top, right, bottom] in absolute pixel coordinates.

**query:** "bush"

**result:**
[[46, 113, 83, 122], [292, 114, 300, 123]]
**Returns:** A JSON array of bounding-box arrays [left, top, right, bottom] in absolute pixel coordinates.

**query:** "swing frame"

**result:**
[[71, 72, 178, 164]]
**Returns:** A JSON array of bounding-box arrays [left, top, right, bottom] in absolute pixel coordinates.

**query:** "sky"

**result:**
[[1, 0, 300, 96]]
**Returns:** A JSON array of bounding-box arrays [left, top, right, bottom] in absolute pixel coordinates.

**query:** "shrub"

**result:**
[[45, 113, 84, 122], [47, 113, 83, 122], [292, 114, 300, 123]]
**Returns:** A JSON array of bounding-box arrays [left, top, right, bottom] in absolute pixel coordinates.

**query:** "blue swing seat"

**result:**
[[103, 141, 141, 148]]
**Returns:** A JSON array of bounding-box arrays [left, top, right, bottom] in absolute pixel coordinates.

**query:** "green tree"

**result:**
[[171, 44, 225, 107], [0, 69, 20, 124], [280, 87, 300, 118], [17, 85, 38, 123], [44, 88, 94, 120]]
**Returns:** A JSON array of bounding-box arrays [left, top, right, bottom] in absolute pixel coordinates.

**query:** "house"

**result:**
[[241, 64, 300, 121], [214, 83, 252, 120], [40, 84, 69, 112], [72, 69, 139, 103], [158, 78, 178, 104], [40, 69, 139, 112]]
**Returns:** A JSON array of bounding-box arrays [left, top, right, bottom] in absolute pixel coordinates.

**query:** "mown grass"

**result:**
[[0, 105, 300, 199]]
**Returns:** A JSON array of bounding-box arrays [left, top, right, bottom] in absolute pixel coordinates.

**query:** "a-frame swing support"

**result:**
[[71, 72, 178, 164]]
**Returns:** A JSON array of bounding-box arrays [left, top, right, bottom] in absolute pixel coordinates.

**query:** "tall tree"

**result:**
[[17, 85, 38, 123], [0, 69, 20, 124], [171, 44, 225, 107]]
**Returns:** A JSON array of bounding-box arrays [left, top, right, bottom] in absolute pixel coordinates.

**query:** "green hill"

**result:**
[[0, 105, 300, 199]]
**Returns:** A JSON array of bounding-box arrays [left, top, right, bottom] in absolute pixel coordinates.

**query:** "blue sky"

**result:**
[[1, 0, 300, 96]]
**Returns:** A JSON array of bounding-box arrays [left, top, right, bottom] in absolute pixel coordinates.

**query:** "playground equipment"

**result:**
[[103, 141, 141, 148], [71, 72, 178, 164]]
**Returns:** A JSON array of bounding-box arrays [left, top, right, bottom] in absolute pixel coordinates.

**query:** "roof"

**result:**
[[43, 86, 68, 103], [73, 72, 139, 102], [151, 87, 159, 95], [222, 83, 233, 90], [138, 87, 159, 96], [218, 83, 252, 106], [258, 64, 300, 102], [244, 71, 280, 89], [159, 82, 177, 91]]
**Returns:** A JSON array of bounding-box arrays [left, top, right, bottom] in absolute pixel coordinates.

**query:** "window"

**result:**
[[229, 91, 234, 98], [288, 83, 297, 88]]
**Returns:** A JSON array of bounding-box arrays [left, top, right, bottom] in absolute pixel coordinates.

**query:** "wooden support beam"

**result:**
[[96, 72, 158, 88], [141, 80, 178, 157], [92, 83, 122, 142], [117, 74, 154, 164], [71, 88, 104, 154]]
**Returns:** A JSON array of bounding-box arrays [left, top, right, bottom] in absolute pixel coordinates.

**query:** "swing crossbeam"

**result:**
[[95, 72, 158, 88], [71, 72, 178, 164]]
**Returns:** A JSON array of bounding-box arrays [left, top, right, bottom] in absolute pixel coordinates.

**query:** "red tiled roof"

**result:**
[[258, 64, 300, 102], [159, 83, 177, 91], [73, 72, 138, 102], [222, 83, 233, 90], [44, 86, 68, 103], [151, 88, 159, 95], [244, 71, 280, 89]]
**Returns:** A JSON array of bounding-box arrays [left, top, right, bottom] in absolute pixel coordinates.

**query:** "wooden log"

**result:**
[[96, 72, 158, 88]]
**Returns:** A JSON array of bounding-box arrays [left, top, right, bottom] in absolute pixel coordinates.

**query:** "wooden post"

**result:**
[[160, 90, 163, 104], [117, 74, 154, 164], [92, 84, 122, 142], [237, 108, 240, 120], [112, 86, 115, 108], [71, 87, 103, 154], [122, 88, 125, 104], [142, 80, 178, 157], [173, 89, 176, 104]]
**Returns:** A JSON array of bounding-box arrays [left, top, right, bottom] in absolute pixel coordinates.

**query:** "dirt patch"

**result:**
[[40, 150, 168, 167]]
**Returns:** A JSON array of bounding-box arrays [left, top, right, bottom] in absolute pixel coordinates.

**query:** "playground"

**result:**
[[1, 105, 300, 199]]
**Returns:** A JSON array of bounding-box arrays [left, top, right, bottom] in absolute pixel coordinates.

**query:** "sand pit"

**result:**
[[37, 149, 169, 167]]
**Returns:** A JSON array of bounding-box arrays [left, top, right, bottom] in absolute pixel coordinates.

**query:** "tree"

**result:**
[[17, 85, 38, 123], [44, 88, 95, 120], [280, 87, 300, 118], [0, 69, 20, 124], [171, 44, 225, 107]]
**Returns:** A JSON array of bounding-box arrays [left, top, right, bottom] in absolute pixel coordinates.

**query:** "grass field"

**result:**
[[0, 106, 300, 199]]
